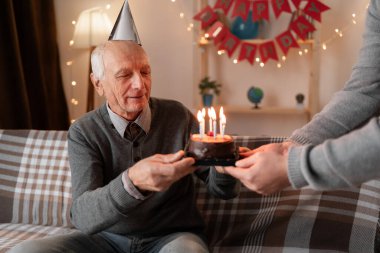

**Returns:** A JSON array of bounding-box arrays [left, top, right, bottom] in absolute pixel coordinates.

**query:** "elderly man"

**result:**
[[9, 41, 238, 253]]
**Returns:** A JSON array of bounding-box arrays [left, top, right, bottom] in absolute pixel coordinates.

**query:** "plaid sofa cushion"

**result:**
[[195, 136, 380, 253], [0, 130, 73, 228], [0, 223, 76, 253]]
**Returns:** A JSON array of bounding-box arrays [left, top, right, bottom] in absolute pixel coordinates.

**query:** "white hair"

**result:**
[[91, 43, 106, 80]]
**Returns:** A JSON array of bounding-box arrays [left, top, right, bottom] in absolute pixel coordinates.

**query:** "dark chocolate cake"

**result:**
[[186, 134, 237, 165]]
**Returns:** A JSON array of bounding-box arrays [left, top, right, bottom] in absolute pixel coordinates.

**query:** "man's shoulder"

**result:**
[[69, 105, 107, 134], [151, 97, 186, 108]]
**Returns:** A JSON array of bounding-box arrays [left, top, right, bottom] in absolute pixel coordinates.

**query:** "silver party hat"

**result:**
[[108, 0, 141, 45]]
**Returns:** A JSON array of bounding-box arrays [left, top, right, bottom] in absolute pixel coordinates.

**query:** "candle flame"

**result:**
[[210, 107, 216, 120], [221, 114, 226, 124], [197, 110, 203, 122], [219, 106, 224, 118]]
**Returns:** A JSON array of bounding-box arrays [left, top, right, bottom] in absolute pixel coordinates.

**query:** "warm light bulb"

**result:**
[[233, 59, 238, 64], [189, 23, 194, 28], [277, 63, 282, 68], [179, 13, 184, 18], [282, 56, 286, 61], [71, 81, 77, 86], [106, 4, 111, 9], [66, 61, 73, 66], [260, 62, 264, 67], [69, 40, 74, 46], [304, 49, 308, 54], [322, 43, 327, 50], [298, 51, 303, 56], [255, 57, 260, 62], [204, 33, 209, 38], [72, 20, 76, 25]]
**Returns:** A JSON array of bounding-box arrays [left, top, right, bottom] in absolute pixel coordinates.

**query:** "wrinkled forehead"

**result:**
[[103, 41, 149, 66]]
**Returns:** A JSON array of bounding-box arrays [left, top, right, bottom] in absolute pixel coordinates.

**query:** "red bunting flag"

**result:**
[[290, 15, 316, 40], [259, 41, 278, 63], [252, 0, 270, 21], [214, 0, 234, 15], [206, 21, 228, 45], [219, 31, 240, 57], [275, 30, 299, 55], [238, 42, 258, 65], [291, 0, 302, 8], [193, 5, 218, 29], [303, 0, 330, 22], [232, 0, 250, 21], [271, 0, 292, 18]]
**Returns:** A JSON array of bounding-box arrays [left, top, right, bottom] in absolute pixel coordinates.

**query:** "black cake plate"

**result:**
[[184, 146, 240, 166]]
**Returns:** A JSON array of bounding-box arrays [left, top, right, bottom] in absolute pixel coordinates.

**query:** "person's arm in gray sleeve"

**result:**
[[288, 117, 380, 190], [290, 0, 380, 145]]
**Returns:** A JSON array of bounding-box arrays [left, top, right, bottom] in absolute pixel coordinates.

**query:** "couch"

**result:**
[[0, 129, 379, 253]]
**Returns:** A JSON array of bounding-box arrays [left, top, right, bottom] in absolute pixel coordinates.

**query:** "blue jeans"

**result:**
[[8, 231, 209, 253]]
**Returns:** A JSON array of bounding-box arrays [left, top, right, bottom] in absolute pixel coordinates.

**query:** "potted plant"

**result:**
[[198, 76, 222, 107]]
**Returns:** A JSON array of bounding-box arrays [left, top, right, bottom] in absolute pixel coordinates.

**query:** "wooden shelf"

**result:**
[[223, 105, 310, 116]]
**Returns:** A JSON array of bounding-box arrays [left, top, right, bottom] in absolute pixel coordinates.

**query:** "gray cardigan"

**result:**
[[68, 97, 238, 235], [288, 0, 380, 189]]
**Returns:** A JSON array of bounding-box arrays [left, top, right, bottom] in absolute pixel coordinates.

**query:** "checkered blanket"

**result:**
[[0, 130, 379, 253]]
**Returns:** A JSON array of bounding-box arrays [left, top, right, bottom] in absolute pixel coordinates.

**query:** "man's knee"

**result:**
[[158, 232, 209, 253], [8, 239, 56, 253]]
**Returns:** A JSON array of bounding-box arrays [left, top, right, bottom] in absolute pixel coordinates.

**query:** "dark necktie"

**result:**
[[124, 122, 142, 141]]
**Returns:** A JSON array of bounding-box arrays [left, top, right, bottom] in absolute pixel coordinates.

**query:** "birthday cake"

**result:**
[[186, 134, 238, 166]]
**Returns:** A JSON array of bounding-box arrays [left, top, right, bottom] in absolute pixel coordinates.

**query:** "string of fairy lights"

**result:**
[[170, 0, 369, 68], [65, 0, 368, 123]]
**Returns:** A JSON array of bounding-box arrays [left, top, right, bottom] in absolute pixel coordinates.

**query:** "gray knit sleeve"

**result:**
[[288, 117, 380, 190], [289, 0, 380, 145]]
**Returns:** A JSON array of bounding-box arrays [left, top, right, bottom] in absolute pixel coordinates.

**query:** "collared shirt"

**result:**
[[106, 102, 151, 200], [106, 102, 151, 137]]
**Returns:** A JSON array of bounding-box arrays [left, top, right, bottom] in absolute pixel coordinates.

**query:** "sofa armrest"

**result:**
[[0, 129, 73, 228]]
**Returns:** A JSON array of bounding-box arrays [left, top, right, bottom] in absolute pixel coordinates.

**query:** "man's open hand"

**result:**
[[128, 150, 196, 192]]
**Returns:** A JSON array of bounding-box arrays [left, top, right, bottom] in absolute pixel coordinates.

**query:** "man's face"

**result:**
[[97, 41, 151, 121]]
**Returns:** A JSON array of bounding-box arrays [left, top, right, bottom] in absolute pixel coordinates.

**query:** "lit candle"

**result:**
[[197, 110, 205, 139], [210, 107, 217, 139], [207, 108, 212, 135], [219, 107, 226, 138]]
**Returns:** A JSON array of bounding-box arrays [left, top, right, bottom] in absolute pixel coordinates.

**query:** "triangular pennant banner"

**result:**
[[252, 1, 270, 21], [238, 42, 258, 65], [290, 15, 316, 40], [275, 30, 300, 55], [219, 31, 240, 57], [214, 0, 234, 15], [303, 0, 330, 22], [231, 0, 250, 21], [259, 41, 278, 63], [271, 0, 292, 18], [193, 5, 218, 29], [207, 21, 228, 45], [291, 0, 302, 8]]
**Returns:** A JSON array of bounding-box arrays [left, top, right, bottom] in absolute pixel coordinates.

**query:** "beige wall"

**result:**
[[55, 0, 367, 136]]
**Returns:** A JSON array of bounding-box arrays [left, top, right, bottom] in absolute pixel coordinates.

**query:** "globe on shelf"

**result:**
[[247, 86, 264, 109]]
